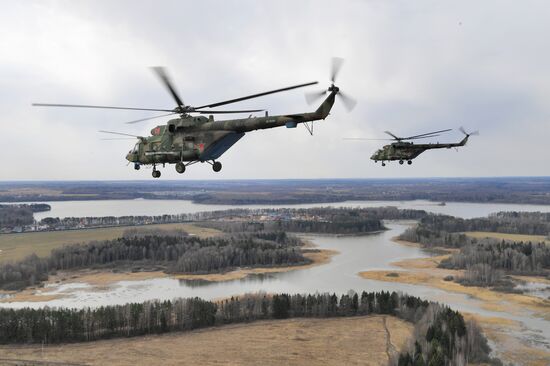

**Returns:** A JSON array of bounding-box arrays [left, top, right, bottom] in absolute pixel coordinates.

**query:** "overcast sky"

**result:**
[[1, 0, 549, 180]]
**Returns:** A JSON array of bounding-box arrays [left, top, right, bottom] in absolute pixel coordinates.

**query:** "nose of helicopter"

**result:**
[[126, 151, 136, 162]]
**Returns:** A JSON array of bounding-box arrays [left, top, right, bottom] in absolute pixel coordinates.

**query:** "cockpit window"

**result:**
[[132, 143, 139, 153]]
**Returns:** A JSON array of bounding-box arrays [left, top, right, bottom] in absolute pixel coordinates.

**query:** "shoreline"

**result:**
[[0, 244, 338, 303], [360, 238, 550, 318], [359, 237, 550, 365]]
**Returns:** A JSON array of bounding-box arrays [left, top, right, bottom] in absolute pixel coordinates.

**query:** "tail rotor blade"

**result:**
[[459, 126, 479, 136], [331, 57, 344, 83], [305, 90, 327, 105], [338, 91, 356, 111]]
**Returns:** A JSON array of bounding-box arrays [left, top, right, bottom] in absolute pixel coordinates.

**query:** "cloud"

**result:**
[[1, 0, 549, 180]]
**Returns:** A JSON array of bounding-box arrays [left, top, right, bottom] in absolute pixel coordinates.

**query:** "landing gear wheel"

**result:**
[[175, 162, 186, 174], [407, 160, 412, 165], [212, 161, 222, 172], [381, 162, 386, 167], [134, 164, 140, 170], [152, 170, 161, 178], [399, 160, 404, 165]]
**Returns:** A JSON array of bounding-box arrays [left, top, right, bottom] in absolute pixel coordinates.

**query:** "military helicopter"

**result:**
[[346, 127, 477, 166], [33, 59, 355, 178]]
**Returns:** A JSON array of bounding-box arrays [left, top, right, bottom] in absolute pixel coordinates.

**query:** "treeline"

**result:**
[[440, 240, 550, 285], [0, 204, 35, 228], [199, 207, 428, 235], [397, 305, 491, 366], [406, 211, 550, 237], [0, 290, 493, 364], [0, 232, 306, 291], [199, 218, 384, 235], [399, 212, 550, 287], [36, 207, 428, 233], [399, 210, 550, 249], [0, 203, 51, 229], [3, 177, 550, 204]]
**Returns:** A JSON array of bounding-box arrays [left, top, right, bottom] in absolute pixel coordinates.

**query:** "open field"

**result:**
[[0, 315, 412, 366], [465, 231, 549, 243], [0, 223, 221, 263]]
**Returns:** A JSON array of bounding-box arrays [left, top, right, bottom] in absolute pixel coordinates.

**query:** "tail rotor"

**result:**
[[459, 126, 479, 137], [305, 57, 356, 111]]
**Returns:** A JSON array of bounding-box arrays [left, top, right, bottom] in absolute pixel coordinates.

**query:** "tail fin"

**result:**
[[314, 92, 337, 119]]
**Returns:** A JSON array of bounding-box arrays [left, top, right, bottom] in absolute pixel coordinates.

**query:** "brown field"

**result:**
[[0, 315, 412, 366], [465, 231, 549, 243], [0, 223, 221, 263]]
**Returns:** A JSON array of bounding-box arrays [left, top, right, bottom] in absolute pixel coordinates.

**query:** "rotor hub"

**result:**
[[328, 84, 340, 93]]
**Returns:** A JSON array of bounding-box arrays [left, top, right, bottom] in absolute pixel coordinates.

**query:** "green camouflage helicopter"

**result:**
[[346, 127, 477, 166], [34, 59, 355, 178]]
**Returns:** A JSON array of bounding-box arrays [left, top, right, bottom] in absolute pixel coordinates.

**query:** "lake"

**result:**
[[31, 198, 550, 221]]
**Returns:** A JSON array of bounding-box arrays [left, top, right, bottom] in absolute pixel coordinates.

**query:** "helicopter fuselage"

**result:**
[[370, 137, 469, 163], [126, 91, 337, 167]]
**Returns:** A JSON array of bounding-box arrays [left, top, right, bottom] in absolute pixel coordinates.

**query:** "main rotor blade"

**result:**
[[305, 90, 327, 105], [125, 112, 177, 124], [338, 91, 356, 111], [343, 138, 394, 141], [98, 130, 142, 138], [403, 129, 452, 140], [195, 109, 264, 114], [331, 57, 344, 83], [151, 66, 185, 108], [194, 81, 318, 109], [400, 134, 442, 140], [101, 138, 137, 140], [32, 103, 173, 112], [384, 131, 401, 140]]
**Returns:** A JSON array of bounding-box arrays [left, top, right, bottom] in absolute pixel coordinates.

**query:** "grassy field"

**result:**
[[465, 231, 549, 243], [0, 223, 221, 263], [0, 315, 412, 366]]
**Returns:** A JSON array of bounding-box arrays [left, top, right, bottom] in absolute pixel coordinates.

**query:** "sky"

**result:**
[[1, 0, 549, 180]]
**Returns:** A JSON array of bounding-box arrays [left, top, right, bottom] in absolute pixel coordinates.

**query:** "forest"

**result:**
[[405, 211, 550, 237], [0, 290, 494, 365], [0, 204, 49, 229], [399, 212, 550, 286], [25, 206, 430, 234], [198, 207, 428, 235], [440, 240, 550, 286], [0, 231, 307, 290]]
